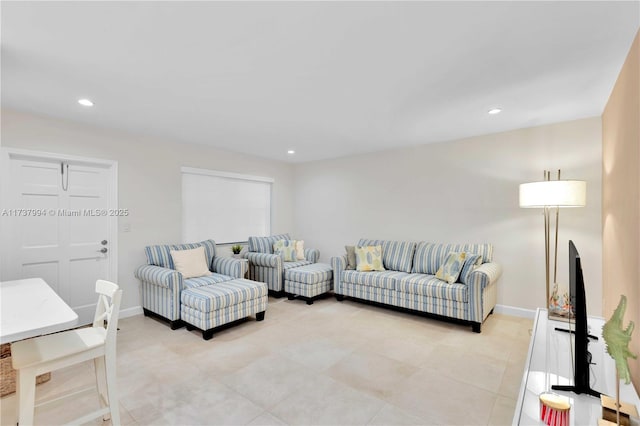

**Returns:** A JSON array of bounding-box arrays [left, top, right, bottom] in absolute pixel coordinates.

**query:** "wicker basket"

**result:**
[[0, 343, 50, 397]]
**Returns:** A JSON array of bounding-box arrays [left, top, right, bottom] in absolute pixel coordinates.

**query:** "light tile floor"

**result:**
[[0, 296, 532, 425]]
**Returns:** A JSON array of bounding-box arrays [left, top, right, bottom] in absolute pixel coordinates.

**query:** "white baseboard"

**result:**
[[494, 304, 536, 319], [119, 305, 143, 319], [119, 303, 535, 320]]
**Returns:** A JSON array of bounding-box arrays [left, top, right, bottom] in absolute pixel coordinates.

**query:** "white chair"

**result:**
[[11, 280, 123, 426]]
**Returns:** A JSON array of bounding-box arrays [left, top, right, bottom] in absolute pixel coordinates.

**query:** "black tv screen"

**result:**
[[551, 240, 600, 397]]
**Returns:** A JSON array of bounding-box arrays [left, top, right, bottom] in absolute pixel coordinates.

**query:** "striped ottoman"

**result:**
[[284, 263, 333, 305], [180, 278, 268, 340]]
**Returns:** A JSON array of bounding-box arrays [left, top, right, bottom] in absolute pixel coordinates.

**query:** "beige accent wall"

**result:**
[[602, 31, 640, 393], [0, 109, 295, 314], [294, 117, 603, 316]]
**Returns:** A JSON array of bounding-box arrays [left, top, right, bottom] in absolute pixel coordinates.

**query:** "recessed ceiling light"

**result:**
[[488, 108, 502, 115], [78, 99, 94, 107], [287, 150, 295, 155]]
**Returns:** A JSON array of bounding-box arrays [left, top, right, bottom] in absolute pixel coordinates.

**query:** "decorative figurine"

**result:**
[[601, 295, 638, 426]]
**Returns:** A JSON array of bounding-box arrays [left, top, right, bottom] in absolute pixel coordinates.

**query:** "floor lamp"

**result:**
[[519, 170, 587, 315]]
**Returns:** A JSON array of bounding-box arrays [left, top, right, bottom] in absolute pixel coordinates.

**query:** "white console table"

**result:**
[[513, 308, 640, 425]]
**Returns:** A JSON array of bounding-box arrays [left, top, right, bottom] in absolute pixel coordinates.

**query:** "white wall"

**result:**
[[1, 109, 295, 314], [1, 109, 604, 315], [293, 117, 603, 315]]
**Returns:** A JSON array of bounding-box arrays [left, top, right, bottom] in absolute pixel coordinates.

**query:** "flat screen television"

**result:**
[[551, 240, 601, 397]]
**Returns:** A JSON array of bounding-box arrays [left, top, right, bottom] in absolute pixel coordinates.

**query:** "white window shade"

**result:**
[[182, 168, 272, 244]]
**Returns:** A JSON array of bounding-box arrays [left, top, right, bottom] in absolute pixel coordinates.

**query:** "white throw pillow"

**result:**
[[170, 246, 212, 279], [295, 240, 305, 260]]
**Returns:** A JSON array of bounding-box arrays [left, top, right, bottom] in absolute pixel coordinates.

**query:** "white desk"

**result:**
[[0, 278, 78, 344], [513, 308, 640, 425]]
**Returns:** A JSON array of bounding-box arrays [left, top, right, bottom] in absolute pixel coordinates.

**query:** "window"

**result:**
[[181, 167, 272, 244]]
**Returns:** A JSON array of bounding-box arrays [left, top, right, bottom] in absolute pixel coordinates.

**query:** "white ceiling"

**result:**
[[2, 2, 639, 163]]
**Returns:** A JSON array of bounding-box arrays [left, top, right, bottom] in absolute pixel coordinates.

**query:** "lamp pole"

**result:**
[[520, 170, 586, 314], [544, 169, 563, 310]]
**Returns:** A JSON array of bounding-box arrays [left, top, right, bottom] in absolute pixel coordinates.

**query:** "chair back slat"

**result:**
[[93, 280, 122, 344]]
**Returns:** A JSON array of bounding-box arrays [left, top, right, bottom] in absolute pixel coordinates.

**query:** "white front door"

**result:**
[[1, 150, 117, 324]]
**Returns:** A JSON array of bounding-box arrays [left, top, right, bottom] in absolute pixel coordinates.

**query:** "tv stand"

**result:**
[[551, 383, 601, 398], [553, 326, 599, 341], [513, 309, 639, 425]]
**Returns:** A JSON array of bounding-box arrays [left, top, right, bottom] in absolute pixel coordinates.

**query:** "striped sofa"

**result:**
[[331, 239, 502, 333], [134, 239, 252, 329], [245, 234, 320, 296]]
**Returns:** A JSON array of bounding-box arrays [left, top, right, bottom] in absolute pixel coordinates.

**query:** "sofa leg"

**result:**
[[335, 294, 345, 302], [185, 323, 195, 331], [306, 299, 314, 305], [287, 294, 295, 300], [203, 329, 214, 340], [143, 308, 152, 317], [269, 290, 286, 298], [489, 308, 495, 315], [256, 311, 266, 321], [170, 320, 184, 330], [472, 322, 481, 333]]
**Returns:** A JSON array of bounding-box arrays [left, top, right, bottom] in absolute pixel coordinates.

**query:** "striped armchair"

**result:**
[[245, 234, 320, 296], [134, 239, 248, 329]]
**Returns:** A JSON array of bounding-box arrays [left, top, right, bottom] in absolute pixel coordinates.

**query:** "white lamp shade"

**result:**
[[519, 180, 586, 208]]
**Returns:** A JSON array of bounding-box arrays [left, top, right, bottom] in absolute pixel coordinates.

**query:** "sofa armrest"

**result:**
[[331, 255, 347, 294], [246, 252, 282, 268], [466, 262, 501, 324], [304, 248, 320, 263], [134, 264, 183, 290], [212, 257, 248, 279], [468, 262, 502, 290]]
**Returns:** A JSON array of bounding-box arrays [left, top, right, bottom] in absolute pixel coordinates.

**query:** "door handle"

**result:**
[[98, 248, 108, 254], [101, 240, 108, 245]]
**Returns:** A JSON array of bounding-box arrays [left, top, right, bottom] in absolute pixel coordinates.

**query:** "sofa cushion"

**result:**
[[356, 245, 385, 272], [181, 279, 268, 312], [435, 252, 466, 284], [183, 273, 235, 289], [397, 274, 468, 302], [248, 234, 290, 254], [358, 239, 416, 273], [285, 263, 333, 285], [412, 242, 493, 274], [283, 260, 312, 270], [145, 239, 217, 270], [170, 246, 212, 279], [341, 270, 409, 290]]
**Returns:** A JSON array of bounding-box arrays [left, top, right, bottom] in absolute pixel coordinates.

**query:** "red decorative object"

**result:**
[[540, 393, 570, 426]]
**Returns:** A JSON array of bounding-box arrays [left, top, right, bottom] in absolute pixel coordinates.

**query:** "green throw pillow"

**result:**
[[345, 245, 357, 270], [435, 252, 466, 284], [355, 245, 385, 272]]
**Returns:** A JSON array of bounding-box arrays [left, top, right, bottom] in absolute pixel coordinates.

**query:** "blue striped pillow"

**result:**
[[411, 243, 442, 274], [459, 254, 482, 284]]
